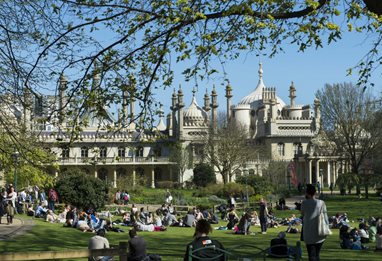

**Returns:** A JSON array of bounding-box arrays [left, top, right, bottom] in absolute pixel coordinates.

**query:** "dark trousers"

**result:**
[[306, 242, 323, 261], [48, 200, 55, 211], [260, 217, 267, 232]]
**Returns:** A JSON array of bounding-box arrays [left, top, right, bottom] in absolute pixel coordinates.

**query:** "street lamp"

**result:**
[[12, 151, 19, 191]]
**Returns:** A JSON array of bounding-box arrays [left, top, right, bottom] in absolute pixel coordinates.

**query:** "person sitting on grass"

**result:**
[[269, 232, 288, 257], [88, 228, 113, 261], [358, 223, 370, 244], [184, 219, 225, 261], [226, 208, 239, 230], [376, 226, 382, 251], [235, 211, 252, 235], [35, 202, 48, 218], [128, 229, 147, 261], [46, 209, 58, 223]]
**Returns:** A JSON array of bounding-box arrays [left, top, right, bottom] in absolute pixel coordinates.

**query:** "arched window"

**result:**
[[116, 168, 126, 179], [81, 147, 89, 158], [277, 143, 285, 156], [135, 146, 144, 157], [99, 146, 107, 158], [61, 147, 70, 159], [118, 147, 126, 158]]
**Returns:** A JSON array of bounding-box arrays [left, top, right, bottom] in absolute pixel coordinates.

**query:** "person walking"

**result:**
[[301, 184, 328, 261], [259, 198, 268, 234]]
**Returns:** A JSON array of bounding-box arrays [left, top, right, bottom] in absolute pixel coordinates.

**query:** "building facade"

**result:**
[[1, 63, 343, 188]]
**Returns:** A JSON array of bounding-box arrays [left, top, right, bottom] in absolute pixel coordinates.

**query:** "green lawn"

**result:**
[[1, 194, 382, 260]]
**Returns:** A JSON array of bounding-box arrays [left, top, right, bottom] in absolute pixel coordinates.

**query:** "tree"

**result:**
[[55, 168, 108, 211], [335, 172, 360, 195], [193, 163, 216, 187], [169, 142, 191, 184], [0, 0, 381, 135], [316, 82, 382, 195], [203, 122, 257, 184], [0, 129, 56, 189]]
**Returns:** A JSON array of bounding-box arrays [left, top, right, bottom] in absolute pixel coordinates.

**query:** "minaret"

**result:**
[[58, 73, 68, 127], [270, 88, 277, 121], [156, 103, 166, 131], [225, 82, 233, 123], [314, 98, 321, 131], [177, 85, 185, 138], [170, 89, 177, 137], [203, 89, 210, 124], [289, 82, 296, 107], [211, 85, 218, 133], [92, 61, 101, 89], [128, 77, 136, 130], [23, 87, 32, 130], [121, 89, 128, 128]]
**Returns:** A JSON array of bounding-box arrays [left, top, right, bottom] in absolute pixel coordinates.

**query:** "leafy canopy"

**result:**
[[0, 0, 381, 131]]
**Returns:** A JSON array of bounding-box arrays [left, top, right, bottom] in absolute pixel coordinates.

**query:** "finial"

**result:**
[[178, 84, 183, 94], [192, 86, 196, 97], [258, 62, 263, 79]]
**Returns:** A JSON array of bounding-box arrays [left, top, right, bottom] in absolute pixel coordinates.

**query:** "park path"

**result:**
[[0, 216, 34, 241]]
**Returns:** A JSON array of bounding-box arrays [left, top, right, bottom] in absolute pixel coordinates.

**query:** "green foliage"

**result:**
[[197, 182, 254, 199], [193, 163, 216, 187], [55, 168, 108, 211], [336, 172, 361, 194], [156, 180, 177, 189], [236, 174, 273, 196]]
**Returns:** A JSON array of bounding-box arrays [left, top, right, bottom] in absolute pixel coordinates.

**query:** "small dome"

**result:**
[[184, 96, 208, 126]]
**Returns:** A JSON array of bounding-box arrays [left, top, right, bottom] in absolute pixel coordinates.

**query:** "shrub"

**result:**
[[193, 163, 216, 187], [236, 175, 273, 195], [156, 180, 175, 189], [56, 168, 108, 211]]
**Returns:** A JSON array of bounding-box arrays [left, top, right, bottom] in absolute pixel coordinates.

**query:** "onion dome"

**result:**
[[239, 63, 286, 110], [183, 88, 208, 126]]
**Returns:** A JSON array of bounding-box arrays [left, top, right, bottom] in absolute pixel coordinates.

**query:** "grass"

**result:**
[[1, 194, 382, 261]]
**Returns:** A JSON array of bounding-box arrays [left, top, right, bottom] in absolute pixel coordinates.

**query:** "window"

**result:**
[[99, 146, 107, 158], [293, 142, 303, 155], [118, 147, 126, 158], [61, 147, 70, 158], [135, 146, 144, 157], [293, 143, 299, 156], [81, 147, 89, 158], [277, 143, 285, 156], [153, 147, 161, 157]]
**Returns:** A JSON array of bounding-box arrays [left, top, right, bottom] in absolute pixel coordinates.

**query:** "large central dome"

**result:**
[[239, 63, 286, 110]]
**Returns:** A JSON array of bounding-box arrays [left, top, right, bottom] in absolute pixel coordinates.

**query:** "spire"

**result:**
[[258, 62, 263, 80], [203, 88, 210, 112], [92, 60, 101, 89], [178, 84, 184, 108], [289, 81, 296, 107]]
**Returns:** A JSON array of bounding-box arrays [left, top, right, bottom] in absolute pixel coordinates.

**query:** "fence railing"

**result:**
[[0, 242, 128, 261]]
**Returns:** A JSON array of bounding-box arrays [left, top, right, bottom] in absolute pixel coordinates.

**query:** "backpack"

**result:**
[[123, 194, 129, 201]]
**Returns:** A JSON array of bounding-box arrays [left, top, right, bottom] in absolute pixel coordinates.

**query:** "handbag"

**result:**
[[318, 201, 332, 236]]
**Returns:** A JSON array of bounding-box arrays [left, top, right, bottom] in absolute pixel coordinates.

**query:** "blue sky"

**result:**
[[157, 29, 381, 117]]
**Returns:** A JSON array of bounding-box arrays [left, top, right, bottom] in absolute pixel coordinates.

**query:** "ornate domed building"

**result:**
[[1, 63, 342, 188]]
